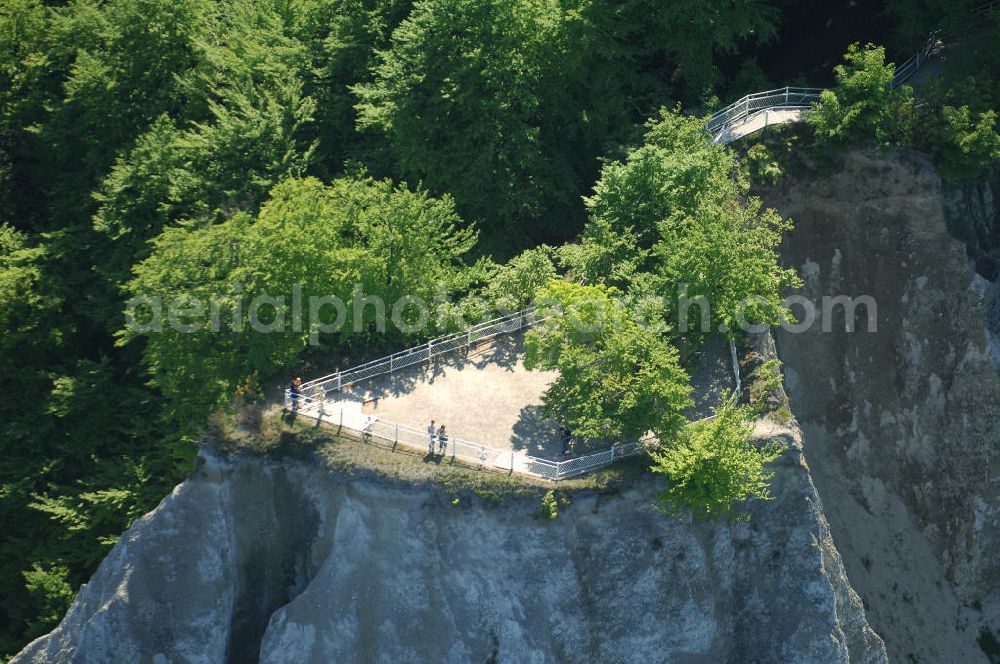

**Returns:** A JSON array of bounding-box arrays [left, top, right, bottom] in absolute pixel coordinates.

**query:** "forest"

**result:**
[[1, 0, 998, 655]]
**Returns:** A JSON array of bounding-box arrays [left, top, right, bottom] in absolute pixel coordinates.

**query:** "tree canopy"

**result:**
[[562, 108, 799, 350], [0, 0, 989, 653], [807, 43, 913, 149], [123, 176, 475, 429], [651, 395, 783, 520], [524, 281, 692, 443]]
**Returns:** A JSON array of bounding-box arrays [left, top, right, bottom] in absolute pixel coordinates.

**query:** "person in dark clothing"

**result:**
[[437, 424, 448, 455], [289, 377, 302, 411]]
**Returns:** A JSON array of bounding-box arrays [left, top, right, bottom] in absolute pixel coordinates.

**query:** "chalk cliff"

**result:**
[[13, 433, 885, 663], [769, 149, 1000, 663]]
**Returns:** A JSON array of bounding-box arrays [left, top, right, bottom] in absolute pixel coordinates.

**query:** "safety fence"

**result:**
[[706, 87, 824, 138], [298, 308, 542, 400], [707, 2, 998, 143], [286, 390, 649, 481], [890, 35, 937, 88], [286, 308, 740, 481]]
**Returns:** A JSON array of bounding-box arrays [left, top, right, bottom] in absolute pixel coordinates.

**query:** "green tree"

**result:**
[[563, 108, 799, 350], [0, 0, 54, 225], [303, 0, 413, 169], [92, 0, 323, 295], [654, 197, 799, 346], [483, 245, 557, 312], [354, 0, 585, 246], [651, 395, 782, 520], [35, 0, 212, 223], [564, 108, 741, 286], [913, 78, 1000, 178], [0, 225, 62, 377], [524, 281, 692, 443], [570, 0, 779, 113], [921, 105, 1000, 178], [620, 0, 779, 99], [21, 563, 74, 640], [123, 176, 475, 431], [0, 226, 181, 654], [540, 490, 558, 520], [807, 43, 914, 149]]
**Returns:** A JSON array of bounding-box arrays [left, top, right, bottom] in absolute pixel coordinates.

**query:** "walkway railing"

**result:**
[[298, 308, 543, 399], [706, 87, 824, 138], [286, 307, 740, 481], [707, 2, 998, 143], [288, 391, 650, 481], [891, 33, 938, 88]]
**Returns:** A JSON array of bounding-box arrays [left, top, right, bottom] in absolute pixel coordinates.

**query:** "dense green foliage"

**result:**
[[918, 105, 1000, 177], [481, 245, 558, 313], [524, 108, 794, 518], [561, 108, 799, 351], [651, 395, 782, 520], [354, 0, 782, 249], [524, 281, 692, 443], [539, 490, 558, 521], [806, 39, 1000, 178], [0, 0, 993, 653], [912, 77, 1000, 178], [123, 176, 475, 431], [807, 44, 913, 149]]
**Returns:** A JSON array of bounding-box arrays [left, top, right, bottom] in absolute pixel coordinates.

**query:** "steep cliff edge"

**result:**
[[768, 150, 1000, 663], [943, 167, 1000, 364], [13, 424, 886, 664]]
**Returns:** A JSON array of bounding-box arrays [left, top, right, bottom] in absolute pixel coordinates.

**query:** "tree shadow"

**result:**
[[334, 332, 529, 402], [684, 335, 735, 420], [465, 333, 522, 372], [510, 405, 563, 459]]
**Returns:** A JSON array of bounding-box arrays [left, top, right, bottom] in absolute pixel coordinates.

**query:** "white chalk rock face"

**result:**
[[14, 432, 886, 664]]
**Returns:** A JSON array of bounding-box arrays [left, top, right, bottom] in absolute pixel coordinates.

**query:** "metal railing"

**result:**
[[707, 2, 998, 143], [706, 87, 824, 138], [297, 308, 543, 400], [286, 307, 742, 481], [890, 34, 937, 88], [287, 393, 648, 481]]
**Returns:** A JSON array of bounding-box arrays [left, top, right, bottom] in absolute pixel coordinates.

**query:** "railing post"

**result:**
[[394, 423, 398, 446], [339, 407, 343, 432], [729, 339, 741, 396], [785, 87, 789, 105]]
